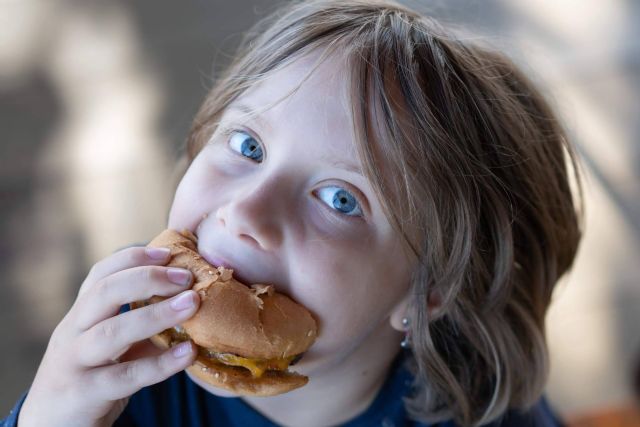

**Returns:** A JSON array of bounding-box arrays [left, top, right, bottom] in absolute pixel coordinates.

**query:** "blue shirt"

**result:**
[[2, 353, 563, 426]]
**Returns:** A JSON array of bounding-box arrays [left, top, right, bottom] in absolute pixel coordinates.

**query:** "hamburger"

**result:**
[[131, 229, 318, 396]]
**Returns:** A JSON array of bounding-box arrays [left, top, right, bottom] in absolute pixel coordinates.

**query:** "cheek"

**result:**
[[167, 157, 222, 231], [167, 177, 203, 231], [289, 237, 407, 353]]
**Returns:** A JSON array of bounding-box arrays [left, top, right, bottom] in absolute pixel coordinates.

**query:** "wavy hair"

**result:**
[[184, 1, 584, 425]]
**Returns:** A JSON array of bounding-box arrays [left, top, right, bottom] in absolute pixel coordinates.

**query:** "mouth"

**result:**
[[202, 252, 234, 271], [198, 247, 270, 289]]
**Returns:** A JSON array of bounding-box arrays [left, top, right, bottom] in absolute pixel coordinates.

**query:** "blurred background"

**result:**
[[1, 0, 639, 424]]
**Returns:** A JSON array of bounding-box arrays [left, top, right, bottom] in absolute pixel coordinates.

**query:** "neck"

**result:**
[[241, 323, 403, 427]]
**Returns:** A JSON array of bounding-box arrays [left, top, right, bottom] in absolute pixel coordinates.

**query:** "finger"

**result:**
[[79, 246, 172, 296], [118, 339, 165, 363], [76, 290, 200, 367], [88, 340, 197, 401], [74, 265, 193, 331]]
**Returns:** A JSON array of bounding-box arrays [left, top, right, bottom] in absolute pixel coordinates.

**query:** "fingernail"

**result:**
[[172, 341, 193, 358], [145, 247, 170, 260], [170, 291, 196, 311], [167, 268, 192, 286]]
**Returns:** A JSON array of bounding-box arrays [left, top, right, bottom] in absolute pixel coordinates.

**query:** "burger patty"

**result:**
[[166, 326, 301, 378]]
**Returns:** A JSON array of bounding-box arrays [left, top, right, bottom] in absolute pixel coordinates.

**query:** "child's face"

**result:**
[[168, 50, 414, 392]]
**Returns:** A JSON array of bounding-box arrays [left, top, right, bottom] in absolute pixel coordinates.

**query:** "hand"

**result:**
[[18, 246, 201, 427]]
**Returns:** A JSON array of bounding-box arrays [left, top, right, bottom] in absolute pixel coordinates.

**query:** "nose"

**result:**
[[215, 176, 285, 251]]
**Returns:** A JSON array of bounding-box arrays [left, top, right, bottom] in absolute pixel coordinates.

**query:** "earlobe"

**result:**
[[389, 290, 444, 331], [390, 293, 411, 332]]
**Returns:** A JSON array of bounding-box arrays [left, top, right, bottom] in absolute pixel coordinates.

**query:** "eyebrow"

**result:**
[[323, 157, 364, 176], [226, 103, 363, 176], [227, 103, 272, 132]]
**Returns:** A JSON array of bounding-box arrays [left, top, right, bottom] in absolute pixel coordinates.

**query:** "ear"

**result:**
[[427, 291, 444, 321], [389, 290, 444, 331], [390, 292, 411, 332]]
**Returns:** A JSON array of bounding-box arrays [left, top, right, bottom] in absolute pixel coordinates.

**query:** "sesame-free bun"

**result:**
[[149, 330, 309, 396], [132, 229, 318, 396]]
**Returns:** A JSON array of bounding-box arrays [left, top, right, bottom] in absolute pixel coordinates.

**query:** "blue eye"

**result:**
[[229, 130, 263, 162], [316, 186, 363, 217]]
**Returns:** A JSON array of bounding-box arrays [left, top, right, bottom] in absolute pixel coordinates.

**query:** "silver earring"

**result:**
[[400, 317, 412, 349]]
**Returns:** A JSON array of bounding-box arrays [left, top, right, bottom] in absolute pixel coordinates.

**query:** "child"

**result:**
[[4, 0, 583, 426]]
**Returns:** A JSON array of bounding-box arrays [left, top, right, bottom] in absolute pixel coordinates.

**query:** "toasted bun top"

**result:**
[[147, 229, 318, 359]]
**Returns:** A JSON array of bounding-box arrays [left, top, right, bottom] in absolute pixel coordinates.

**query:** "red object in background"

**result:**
[[566, 403, 640, 427], [635, 347, 640, 404], [566, 349, 640, 427]]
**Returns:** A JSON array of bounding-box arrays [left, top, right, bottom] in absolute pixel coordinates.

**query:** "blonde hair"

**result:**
[[185, 1, 584, 425]]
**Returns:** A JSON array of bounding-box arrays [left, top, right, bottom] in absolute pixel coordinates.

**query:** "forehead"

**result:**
[[229, 50, 357, 158]]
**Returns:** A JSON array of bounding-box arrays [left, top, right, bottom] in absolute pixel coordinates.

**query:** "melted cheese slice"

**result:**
[[168, 327, 297, 378], [214, 353, 297, 378]]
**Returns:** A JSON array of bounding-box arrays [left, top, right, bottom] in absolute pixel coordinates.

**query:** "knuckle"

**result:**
[[51, 314, 79, 348], [146, 300, 165, 323], [86, 260, 106, 283], [125, 246, 146, 265], [134, 265, 155, 284], [146, 266, 165, 282], [87, 262, 99, 279], [122, 362, 140, 383], [97, 319, 119, 340], [157, 354, 173, 376], [93, 277, 112, 299], [49, 324, 67, 350], [154, 351, 178, 379], [117, 361, 149, 392]]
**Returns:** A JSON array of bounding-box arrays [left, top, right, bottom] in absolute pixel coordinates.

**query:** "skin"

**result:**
[[18, 50, 416, 427], [168, 50, 416, 426], [18, 247, 201, 427]]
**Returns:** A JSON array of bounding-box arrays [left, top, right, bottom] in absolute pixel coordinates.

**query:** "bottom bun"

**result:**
[[150, 330, 308, 396]]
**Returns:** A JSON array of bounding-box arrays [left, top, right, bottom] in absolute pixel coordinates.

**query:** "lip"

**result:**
[[203, 253, 234, 270], [198, 246, 268, 287]]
